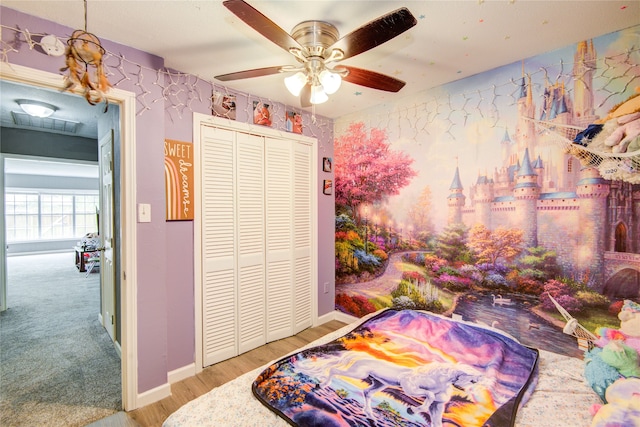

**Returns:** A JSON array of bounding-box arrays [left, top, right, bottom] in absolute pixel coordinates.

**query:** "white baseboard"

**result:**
[[168, 363, 196, 384], [315, 311, 335, 326], [315, 310, 359, 326], [136, 382, 171, 408], [334, 310, 359, 324]]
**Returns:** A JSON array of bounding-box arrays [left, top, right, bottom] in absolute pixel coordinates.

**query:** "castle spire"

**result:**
[[518, 148, 537, 177], [447, 165, 466, 225], [501, 127, 511, 144], [449, 166, 463, 190]]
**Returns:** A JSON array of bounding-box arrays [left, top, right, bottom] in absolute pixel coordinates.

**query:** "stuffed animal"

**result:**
[[585, 347, 624, 401], [604, 112, 640, 153], [585, 300, 640, 402], [600, 341, 640, 378], [595, 300, 640, 354], [589, 377, 640, 427]]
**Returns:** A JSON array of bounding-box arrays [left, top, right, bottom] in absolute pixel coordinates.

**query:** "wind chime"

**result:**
[[60, 0, 111, 109]]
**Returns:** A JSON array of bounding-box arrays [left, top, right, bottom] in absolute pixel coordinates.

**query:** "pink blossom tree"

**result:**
[[334, 122, 417, 224]]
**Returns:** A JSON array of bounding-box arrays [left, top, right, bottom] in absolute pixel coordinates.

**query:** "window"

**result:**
[[5, 191, 99, 242]]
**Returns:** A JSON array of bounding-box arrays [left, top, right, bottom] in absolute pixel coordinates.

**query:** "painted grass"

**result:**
[[392, 260, 455, 312], [397, 261, 425, 274], [371, 295, 393, 311], [546, 307, 619, 334]]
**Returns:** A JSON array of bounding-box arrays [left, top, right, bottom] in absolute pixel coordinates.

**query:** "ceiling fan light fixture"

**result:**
[[284, 72, 307, 96], [319, 69, 342, 95], [17, 99, 57, 118], [310, 84, 328, 104]]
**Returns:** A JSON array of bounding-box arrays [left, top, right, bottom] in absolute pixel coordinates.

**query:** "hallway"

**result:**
[[0, 252, 121, 427]]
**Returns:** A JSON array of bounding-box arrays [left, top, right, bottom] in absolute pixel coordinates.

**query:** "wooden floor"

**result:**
[[90, 319, 347, 427]]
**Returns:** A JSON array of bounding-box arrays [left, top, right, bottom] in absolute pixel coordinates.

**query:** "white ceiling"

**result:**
[[1, 79, 102, 139], [2, 0, 639, 122]]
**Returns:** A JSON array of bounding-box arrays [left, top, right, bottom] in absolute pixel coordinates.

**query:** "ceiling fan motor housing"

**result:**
[[291, 21, 339, 58]]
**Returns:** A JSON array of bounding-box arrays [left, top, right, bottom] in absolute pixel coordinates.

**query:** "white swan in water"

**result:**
[[491, 294, 512, 305], [475, 319, 500, 329]]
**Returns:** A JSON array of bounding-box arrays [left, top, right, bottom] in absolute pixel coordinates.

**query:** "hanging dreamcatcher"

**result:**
[[60, 0, 111, 109]]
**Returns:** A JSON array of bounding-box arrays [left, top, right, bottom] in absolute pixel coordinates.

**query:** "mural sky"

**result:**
[[336, 26, 640, 232]]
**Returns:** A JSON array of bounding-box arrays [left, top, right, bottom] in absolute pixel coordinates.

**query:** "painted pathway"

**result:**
[[336, 251, 410, 299]]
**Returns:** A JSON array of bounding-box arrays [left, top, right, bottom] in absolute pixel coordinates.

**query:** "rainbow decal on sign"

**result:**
[[164, 139, 194, 221]]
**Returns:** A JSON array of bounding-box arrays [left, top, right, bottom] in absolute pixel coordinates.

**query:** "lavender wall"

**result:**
[[1, 6, 335, 394]]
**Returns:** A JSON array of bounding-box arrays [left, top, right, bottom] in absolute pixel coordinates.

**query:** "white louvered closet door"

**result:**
[[199, 119, 315, 367], [236, 132, 266, 354], [265, 137, 294, 341], [292, 141, 312, 334], [201, 126, 237, 366]]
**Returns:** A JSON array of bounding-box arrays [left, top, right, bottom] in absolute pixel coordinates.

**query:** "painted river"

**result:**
[[452, 292, 584, 358]]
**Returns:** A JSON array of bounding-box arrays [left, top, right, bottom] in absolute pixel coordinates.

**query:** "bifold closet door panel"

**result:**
[[199, 121, 315, 365], [265, 137, 294, 342], [293, 141, 313, 334], [236, 132, 267, 354], [201, 125, 238, 366]]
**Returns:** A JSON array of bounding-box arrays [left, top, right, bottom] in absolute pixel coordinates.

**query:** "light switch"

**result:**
[[138, 203, 151, 223]]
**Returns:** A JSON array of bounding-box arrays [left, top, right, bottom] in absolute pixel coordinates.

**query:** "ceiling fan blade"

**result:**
[[223, 0, 304, 53], [215, 66, 284, 81], [338, 66, 406, 92], [329, 7, 417, 61], [300, 84, 312, 108]]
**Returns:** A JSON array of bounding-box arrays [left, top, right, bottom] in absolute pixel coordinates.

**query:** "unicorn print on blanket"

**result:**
[[296, 351, 483, 427], [253, 309, 539, 427]]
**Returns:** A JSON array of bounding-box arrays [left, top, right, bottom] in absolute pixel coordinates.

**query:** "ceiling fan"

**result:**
[[215, 0, 417, 107]]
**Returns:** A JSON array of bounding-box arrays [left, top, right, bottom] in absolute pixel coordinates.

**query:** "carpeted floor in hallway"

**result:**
[[0, 252, 121, 427]]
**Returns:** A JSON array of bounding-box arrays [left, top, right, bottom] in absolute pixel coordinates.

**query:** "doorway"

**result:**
[[0, 62, 139, 411], [1, 94, 120, 425]]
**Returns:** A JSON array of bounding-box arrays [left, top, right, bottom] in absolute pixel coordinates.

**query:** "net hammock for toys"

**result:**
[[546, 292, 598, 351], [525, 117, 640, 184]]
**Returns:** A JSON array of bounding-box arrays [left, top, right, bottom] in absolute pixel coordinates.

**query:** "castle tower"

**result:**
[[473, 172, 494, 228], [533, 155, 544, 188], [576, 167, 610, 289], [516, 73, 536, 153], [447, 166, 466, 225], [501, 127, 516, 167], [513, 148, 540, 247], [573, 39, 597, 126]]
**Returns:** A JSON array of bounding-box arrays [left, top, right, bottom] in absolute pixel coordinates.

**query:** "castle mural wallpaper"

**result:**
[[333, 25, 640, 358]]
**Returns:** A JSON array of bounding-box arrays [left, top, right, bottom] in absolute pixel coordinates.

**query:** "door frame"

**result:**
[[99, 130, 116, 342], [0, 62, 139, 410]]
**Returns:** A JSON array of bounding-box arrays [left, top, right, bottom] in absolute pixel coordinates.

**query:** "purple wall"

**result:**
[[1, 6, 335, 394]]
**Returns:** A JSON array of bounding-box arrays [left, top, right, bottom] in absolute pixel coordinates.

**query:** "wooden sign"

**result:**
[[164, 139, 194, 221]]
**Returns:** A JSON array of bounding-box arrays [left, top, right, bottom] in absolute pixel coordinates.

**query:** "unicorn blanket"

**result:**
[[253, 309, 539, 427]]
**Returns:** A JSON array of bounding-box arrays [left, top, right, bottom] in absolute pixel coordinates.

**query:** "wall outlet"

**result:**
[[323, 282, 329, 294]]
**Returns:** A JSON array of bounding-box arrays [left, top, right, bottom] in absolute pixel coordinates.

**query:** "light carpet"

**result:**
[[0, 252, 121, 427]]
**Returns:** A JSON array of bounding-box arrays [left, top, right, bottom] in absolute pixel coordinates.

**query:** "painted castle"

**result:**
[[447, 40, 640, 299]]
